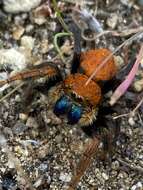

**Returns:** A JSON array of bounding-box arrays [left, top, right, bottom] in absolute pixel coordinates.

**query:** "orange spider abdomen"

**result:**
[[80, 48, 117, 82], [64, 73, 101, 106]]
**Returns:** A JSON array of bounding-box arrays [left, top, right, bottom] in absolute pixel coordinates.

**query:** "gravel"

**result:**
[[0, 1, 142, 190]]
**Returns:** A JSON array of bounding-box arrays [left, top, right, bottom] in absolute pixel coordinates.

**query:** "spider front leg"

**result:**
[[100, 113, 121, 162], [0, 62, 62, 119], [68, 136, 100, 190], [99, 128, 114, 162], [67, 104, 121, 189], [0, 62, 61, 87]]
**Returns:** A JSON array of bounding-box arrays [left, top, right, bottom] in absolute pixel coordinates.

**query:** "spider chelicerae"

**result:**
[[0, 30, 121, 190]]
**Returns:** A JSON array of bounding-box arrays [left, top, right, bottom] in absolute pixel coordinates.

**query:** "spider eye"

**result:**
[[68, 104, 82, 124], [54, 96, 70, 115]]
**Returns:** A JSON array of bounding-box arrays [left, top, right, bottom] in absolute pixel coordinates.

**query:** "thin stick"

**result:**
[[113, 113, 129, 120], [0, 82, 24, 103], [54, 32, 72, 63], [52, 0, 70, 33], [113, 96, 143, 120], [118, 158, 143, 174], [81, 27, 143, 42], [132, 96, 143, 113]]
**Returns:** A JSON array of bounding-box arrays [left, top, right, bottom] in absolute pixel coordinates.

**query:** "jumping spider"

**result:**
[[0, 37, 121, 189]]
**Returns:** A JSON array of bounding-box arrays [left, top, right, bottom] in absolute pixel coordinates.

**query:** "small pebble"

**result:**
[[128, 117, 135, 126], [12, 122, 28, 135], [33, 2, 52, 25], [102, 173, 109, 180], [59, 172, 71, 182], [3, 0, 41, 13], [133, 79, 143, 92], [131, 182, 143, 190], [7, 159, 15, 169], [114, 55, 124, 69], [0, 72, 7, 80], [33, 177, 43, 188], [0, 72, 9, 92], [12, 25, 25, 40], [136, 182, 142, 189], [34, 2, 51, 16], [88, 177, 95, 185], [19, 113, 28, 121], [0, 48, 27, 71], [106, 13, 118, 29], [55, 135, 63, 143], [38, 163, 48, 172], [118, 171, 128, 179], [26, 117, 39, 128], [120, 0, 133, 7], [25, 24, 34, 33], [111, 160, 120, 170], [40, 39, 49, 53], [0, 134, 7, 146], [21, 35, 35, 51]]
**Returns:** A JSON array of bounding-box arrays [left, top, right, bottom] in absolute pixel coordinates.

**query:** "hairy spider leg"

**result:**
[[67, 100, 121, 189], [0, 62, 62, 118], [70, 23, 81, 74], [0, 62, 61, 87], [68, 136, 100, 190]]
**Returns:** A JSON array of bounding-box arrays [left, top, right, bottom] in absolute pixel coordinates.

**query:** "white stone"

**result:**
[[19, 113, 28, 121], [33, 177, 43, 188], [34, 17, 47, 25], [0, 48, 27, 71], [102, 172, 109, 180], [3, 0, 41, 13], [0, 167, 6, 173], [128, 117, 135, 126], [7, 159, 15, 168], [136, 182, 143, 188], [107, 13, 118, 29], [0, 134, 7, 146], [131, 182, 143, 190], [0, 72, 9, 92], [59, 172, 71, 182], [21, 35, 35, 51], [26, 117, 38, 128], [131, 185, 136, 190], [12, 25, 25, 40], [133, 79, 143, 92], [114, 55, 124, 69]]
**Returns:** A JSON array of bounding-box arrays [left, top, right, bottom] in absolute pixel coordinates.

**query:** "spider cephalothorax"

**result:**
[[49, 73, 101, 126]]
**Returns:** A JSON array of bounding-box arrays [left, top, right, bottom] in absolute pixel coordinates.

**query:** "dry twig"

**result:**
[[118, 158, 143, 174], [0, 82, 24, 103], [113, 96, 143, 120]]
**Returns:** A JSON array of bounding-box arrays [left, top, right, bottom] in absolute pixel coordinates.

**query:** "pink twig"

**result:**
[[110, 44, 143, 105]]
